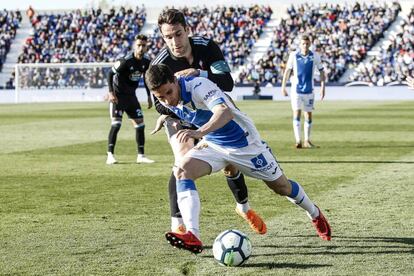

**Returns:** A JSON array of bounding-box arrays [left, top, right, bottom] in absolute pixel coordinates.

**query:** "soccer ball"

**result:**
[[212, 229, 252, 266]]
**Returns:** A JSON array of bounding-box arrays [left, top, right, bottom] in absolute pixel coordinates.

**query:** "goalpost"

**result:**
[[14, 62, 114, 103]]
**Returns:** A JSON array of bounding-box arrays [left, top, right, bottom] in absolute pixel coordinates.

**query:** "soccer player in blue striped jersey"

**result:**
[[150, 8, 266, 236], [145, 64, 331, 253], [281, 35, 326, 148]]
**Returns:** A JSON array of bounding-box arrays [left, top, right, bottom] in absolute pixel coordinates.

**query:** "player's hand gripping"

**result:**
[[174, 68, 200, 78], [281, 87, 289, 97], [107, 92, 118, 104], [151, 114, 169, 135], [176, 129, 203, 143]]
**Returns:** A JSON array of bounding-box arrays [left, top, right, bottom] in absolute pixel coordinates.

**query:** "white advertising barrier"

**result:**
[[1, 86, 414, 104]]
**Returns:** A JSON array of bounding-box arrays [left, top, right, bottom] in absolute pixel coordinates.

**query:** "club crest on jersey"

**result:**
[[250, 154, 268, 169]]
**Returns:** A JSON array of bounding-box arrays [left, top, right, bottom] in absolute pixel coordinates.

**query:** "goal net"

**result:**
[[14, 62, 113, 103]]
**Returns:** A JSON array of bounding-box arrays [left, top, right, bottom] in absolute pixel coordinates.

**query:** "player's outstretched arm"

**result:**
[[151, 114, 169, 135], [175, 103, 233, 143], [107, 67, 118, 103], [174, 68, 200, 78]]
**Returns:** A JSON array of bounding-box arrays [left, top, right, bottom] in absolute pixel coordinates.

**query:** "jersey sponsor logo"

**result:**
[[129, 71, 142, 81], [194, 82, 202, 90], [203, 89, 218, 101]]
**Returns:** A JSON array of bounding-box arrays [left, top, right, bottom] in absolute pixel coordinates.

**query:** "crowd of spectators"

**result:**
[[15, 6, 146, 88], [18, 6, 146, 64], [147, 5, 272, 69], [237, 1, 401, 85], [349, 7, 414, 86], [0, 10, 22, 72], [9, 2, 408, 89], [16, 5, 274, 89]]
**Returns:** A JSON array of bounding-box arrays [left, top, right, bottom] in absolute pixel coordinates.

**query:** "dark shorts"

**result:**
[[110, 96, 143, 119]]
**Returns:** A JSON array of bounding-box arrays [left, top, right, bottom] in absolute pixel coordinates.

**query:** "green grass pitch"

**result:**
[[0, 100, 413, 275]]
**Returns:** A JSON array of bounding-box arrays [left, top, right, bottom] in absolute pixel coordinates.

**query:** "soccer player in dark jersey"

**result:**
[[106, 34, 155, 165], [150, 9, 266, 235]]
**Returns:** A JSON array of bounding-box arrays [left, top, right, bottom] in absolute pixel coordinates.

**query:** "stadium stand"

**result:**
[[0, 10, 22, 73], [236, 2, 401, 85], [5, 2, 410, 90], [15, 5, 273, 89], [18, 6, 146, 63], [14, 6, 146, 88], [349, 7, 413, 86]]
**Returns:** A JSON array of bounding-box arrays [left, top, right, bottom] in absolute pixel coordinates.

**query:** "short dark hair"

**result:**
[[145, 64, 175, 91], [134, 34, 148, 41], [158, 8, 187, 30], [300, 34, 311, 42]]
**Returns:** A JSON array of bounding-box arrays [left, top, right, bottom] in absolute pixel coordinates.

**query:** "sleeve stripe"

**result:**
[[192, 36, 209, 46], [207, 97, 225, 110], [151, 49, 169, 65]]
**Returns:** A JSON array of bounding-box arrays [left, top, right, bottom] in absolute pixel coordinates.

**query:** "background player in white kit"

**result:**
[[145, 64, 331, 253], [281, 35, 326, 149]]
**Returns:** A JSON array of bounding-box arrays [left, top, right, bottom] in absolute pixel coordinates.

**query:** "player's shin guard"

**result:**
[[226, 171, 248, 204], [108, 122, 121, 153], [304, 120, 312, 142], [293, 118, 301, 143], [169, 171, 182, 218], [286, 179, 319, 219], [176, 179, 200, 238], [135, 123, 145, 155]]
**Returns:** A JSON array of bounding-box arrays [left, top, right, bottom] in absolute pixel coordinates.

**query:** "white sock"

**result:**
[[177, 189, 200, 238], [286, 180, 319, 219], [304, 120, 312, 142], [171, 217, 184, 231], [236, 202, 250, 213], [293, 119, 301, 143]]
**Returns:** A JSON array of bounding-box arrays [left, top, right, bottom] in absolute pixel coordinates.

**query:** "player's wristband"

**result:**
[[198, 70, 208, 78]]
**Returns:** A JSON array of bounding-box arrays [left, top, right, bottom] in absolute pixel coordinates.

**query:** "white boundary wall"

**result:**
[[1, 86, 414, 104]]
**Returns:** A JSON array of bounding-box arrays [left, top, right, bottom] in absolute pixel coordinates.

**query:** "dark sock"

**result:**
[[108, 124, 121, 153], [226, 172, 248, 204], [168, 171, 181, 217], [136, 125, 145, 155]]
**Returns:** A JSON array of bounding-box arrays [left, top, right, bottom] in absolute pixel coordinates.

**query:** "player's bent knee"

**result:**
[[170, 135, 194, 159], [135, 122, 145, 129], [111, 120, 122, 128], [133, 119, 144, 126], [264, 175, 291, 196], [175, 166, 195, 181], [222, 164, 239, 177]]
